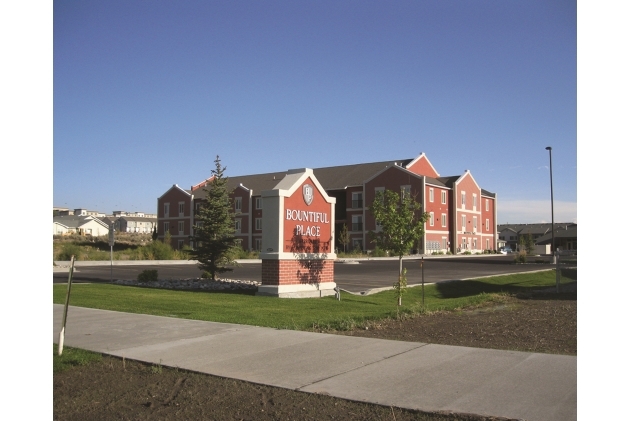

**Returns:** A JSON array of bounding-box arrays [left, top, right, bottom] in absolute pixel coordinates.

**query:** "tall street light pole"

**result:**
[[545, 146, 555, 263]]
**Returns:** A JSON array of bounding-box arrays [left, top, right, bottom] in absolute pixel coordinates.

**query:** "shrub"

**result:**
[[514, 250, 527, 264], [56, 243, 83, 261], [201, 270, 212, 279], [463, 250, 472, 255], [371, 246, 387, 257], [143, 240, 174, 260], [137, 269, 158, 282]]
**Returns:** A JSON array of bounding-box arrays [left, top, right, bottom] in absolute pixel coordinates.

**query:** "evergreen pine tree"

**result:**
[[189, 156, 238, 280]]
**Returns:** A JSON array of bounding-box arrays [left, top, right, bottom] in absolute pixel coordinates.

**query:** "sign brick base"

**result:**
[[258, 259, 336, 298]]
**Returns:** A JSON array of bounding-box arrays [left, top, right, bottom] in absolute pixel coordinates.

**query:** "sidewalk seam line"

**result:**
[[294, 343, 430, 391]]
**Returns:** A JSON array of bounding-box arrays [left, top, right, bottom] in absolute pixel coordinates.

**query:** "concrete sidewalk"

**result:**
[[53, 305, 576, 421]]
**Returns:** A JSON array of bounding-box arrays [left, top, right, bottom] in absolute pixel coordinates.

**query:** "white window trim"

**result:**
[[429, 212, 434, 226], [401, 185, 411, 200], [235, 219, 241, 233], [255, 197, 262, 210], [255, 218, 262, 231], [164, 203, 170, 217], [429, 188, 434, 203], [235, 197, 242, 212], [178, 202, 185, 217], [441, 190, 447, 204], [441, 213, 447, 227]]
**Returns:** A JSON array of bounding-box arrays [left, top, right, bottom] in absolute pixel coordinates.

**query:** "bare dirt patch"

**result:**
[[54, 288, 575, 420], [336, 291, 577, 356]]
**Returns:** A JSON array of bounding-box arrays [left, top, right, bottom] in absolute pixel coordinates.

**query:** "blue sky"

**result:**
[[52, 0, 576, 223]]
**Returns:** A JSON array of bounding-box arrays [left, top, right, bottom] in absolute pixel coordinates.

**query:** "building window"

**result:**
[[164, 203, 170, 217], [255, 218, 262, 231], [486, 219, 489, 231], [461, 215, 466, 232], [196, 221, 203, 229], [178, 202, 184, 217], [351, 192, 363, 209], [401, 185, 411, 200], [441, 190, 447, 204], [163, 222, 170, 234], [461, 192, 466, 208], [352, 215, 363, 232], [375, 187, 385, 203], [352, 238, 363, 250], [178, 221, 184, 235], [486, 239, 490, 250], [429, 212, 434, 227], [429, 188, 434, 203], [195, 202, 202, 215], [441, 213, 447, 227], [255, 197, 262, 210], [485, 199, 489, 211], [177, 240, 184, 250], [255, 238, 262, 251], [235, 197, 242, 213], [473, 238, 477, 249], [235, 219, 241, 233], [442, 238, 447, 250], [473, 194, 477, 210], [473, 216, 477, 232]]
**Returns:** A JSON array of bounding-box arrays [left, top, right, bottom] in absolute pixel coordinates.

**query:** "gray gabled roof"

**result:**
[[194, 159, 414, 196], [53, 215, 108, 229], [535, 225, 577, 244], [498, 223, 576, 236], [190, 157, 497, 198]]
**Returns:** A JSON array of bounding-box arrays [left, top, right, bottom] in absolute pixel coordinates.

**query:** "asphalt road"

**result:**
[[53, 256, 550, 293]]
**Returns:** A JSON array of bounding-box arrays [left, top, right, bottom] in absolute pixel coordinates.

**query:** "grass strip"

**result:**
[[54, 345, 102, 373], [53, 269, 575, 331]]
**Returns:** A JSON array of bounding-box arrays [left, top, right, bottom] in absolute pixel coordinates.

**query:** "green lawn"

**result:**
[[53, 345, 102, 373], [54, 269, 575, 331]]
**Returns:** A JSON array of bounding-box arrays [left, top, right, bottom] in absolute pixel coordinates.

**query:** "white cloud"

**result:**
[[497, 200, 577, 224]]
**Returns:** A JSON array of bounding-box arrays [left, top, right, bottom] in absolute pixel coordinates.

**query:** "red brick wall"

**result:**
[[261, 259, 334, 286], [424, 184, 450, 232], [157, 186, 192, 248], [407, 155, 439, 178], [364, 166, 424, 234]]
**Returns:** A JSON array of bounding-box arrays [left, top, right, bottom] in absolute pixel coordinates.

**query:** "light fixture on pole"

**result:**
[[545, 146, 555, 263]]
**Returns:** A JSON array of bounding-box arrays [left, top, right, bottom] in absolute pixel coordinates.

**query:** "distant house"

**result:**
[[497, 223, 577, 252], [53, 215, 110, 236], [535, 224, 577, 252], [116, 216, 157, 233], [73, 208, 106, 217]]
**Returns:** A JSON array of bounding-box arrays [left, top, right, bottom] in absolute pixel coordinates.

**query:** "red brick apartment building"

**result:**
[[157, 153, 497, 255]]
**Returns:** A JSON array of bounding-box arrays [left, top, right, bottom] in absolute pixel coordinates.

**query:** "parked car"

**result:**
[[500, 247, 512, 254]]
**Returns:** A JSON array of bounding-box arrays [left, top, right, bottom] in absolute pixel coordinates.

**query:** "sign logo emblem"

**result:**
[[303, 184, 314, 206]]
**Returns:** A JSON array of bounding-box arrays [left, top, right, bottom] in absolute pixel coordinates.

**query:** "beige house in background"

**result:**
[[53, 215, 110, 236]]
